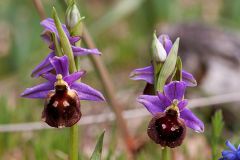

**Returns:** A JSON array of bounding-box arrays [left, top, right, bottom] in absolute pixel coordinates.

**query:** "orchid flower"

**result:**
[[130, 34, 197, 87], [31, 18, 101, 77], [137, 81, 204, 147], [21, 56, 105, 128]]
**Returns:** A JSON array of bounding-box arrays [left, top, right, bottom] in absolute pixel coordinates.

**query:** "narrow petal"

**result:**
[[226, 141, 237, 151], [40, 18, 70, 38], [48, 43, 55, 50], [164, 81, 186, 101], [31, 52, 55, 77], [180, 108, 204, 132], [64, 70, 86, 86], [41, 30, 51, 44], [157, 92, 172, 108], [178, 99, 188, 111], [72, 46, 101, 56], [21, 82, 53, 99], [69, 36, 81, 44], [129, 65, 154, 84], [182, 70, 197, 87], [158, 34, 172, 54], [71, 82, 105, 101], [137, 95, 168, 115], [49, 56, 69, 77], [41, 73, 56, 82]]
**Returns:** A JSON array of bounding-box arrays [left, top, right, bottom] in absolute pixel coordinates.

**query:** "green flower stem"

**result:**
[[162, 147, 170, 160], [53, 7, 79, 160], [211, 110, 224, 160], [70, 125, 79, 160]]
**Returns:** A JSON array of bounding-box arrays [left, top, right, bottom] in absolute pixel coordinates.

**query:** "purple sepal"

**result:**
[[42, 73, 56, 82], [69, 36, 81, 44], [64, 71, 86, 86], [137, 94, 170, 115], [72, 46, 102, 56], [21, 82, 54, 99], [49, 55, 69, 77], [31, 52, 55, 77], [71, 82, 105, 101], [180, 108, 204, 133], [164, 81, 186, 101], [182, 70, 197, 87], [40, 18, 70, 38], [130, 65, 197, 88], [129, 65, 154, 84]]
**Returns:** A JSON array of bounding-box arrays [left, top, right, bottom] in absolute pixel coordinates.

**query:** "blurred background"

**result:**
[[1, 0, 240, 159]]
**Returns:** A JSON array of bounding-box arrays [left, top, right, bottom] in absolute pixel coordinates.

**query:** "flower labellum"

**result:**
[[148, 103, 186, 148], [152, 33, 167, 63], [42, 74, 81, 128]]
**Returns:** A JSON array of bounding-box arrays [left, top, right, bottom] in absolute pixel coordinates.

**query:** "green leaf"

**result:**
[[156, 38, 179, 92], [52, 7, 76, 73], [211, 110, 224, 160], [51, 32, 63, 57], [90, 131, 105, 160], [172, 56, 182, 81]]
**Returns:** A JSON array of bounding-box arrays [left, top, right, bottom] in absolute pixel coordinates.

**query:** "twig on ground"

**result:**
[[1, 92, 240, 132]]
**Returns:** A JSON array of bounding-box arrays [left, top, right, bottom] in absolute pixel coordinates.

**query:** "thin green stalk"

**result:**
[[162, 147, 170, 160], [70, 125, 79, 160], [211, 110, 224, 160]]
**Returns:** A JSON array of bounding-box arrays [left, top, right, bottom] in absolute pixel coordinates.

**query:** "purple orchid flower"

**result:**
[[137, 81, 204, 147], [22, 55, 105, 101], [31, 18, 101, 77], [21, 56, 105, 128], [219, 141, 240, 160], [129, 34, 197, 87]]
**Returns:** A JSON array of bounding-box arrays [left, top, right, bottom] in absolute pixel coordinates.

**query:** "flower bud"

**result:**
[[152, 33, 167, 63], [158, 34, 173, 54], [65, 2, 81, 29]]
